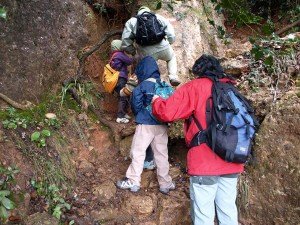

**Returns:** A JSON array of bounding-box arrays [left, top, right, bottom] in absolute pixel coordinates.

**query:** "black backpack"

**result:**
[[135, 12, 166, 46], [187, 76, 259, 163]]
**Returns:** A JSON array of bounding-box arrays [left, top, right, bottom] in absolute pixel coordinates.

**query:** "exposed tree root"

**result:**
[[0, 92, 35, 110], [276, 19, 300, 36], [63, 29, 135, 145], [76, 30, 122, 78]]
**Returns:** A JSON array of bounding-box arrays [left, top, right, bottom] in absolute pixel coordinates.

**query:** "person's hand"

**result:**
[[152, 95, 159, 103]]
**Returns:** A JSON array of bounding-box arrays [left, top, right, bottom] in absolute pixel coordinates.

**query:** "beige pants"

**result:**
[[126, 124, 173, 188]]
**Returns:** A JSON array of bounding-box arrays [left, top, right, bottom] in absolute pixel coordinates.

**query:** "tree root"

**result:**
[[276, 19, 300, 36], [76, 30, 122, 78], [63, 30, 135, 145], [0, 92, 35, 110]]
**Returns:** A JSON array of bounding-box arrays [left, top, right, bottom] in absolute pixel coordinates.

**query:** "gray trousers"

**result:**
[[140, 46, 178, 80]]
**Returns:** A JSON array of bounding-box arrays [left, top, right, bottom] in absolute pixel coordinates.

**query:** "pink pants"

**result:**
[[126, 124, 173, 188]]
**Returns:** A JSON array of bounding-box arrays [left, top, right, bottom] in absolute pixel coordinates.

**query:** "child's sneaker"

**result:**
[[159, 182, 175, 195], [124, 114, 131, 119], [143, 160, 156, 170], [116, 178, 140, 192], [116, 117, 129, 124]]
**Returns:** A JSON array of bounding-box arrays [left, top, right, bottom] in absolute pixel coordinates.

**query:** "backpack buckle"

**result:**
[[216, 124, 223, 130]]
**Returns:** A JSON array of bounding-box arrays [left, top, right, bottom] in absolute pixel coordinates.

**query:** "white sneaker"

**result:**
[[116, 178, 140, 192], [116, 117, 129, 123], [159, 182, 176, 195], [124, 114, 131, 119], [143, 160, 156, 170]]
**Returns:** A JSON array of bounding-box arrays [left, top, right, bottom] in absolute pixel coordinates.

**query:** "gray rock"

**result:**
[[92, 180, 116, 201]]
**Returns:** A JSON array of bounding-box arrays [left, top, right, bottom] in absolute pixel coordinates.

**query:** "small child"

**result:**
[[110, 40, 133, 123], [116, 56, 175, 194]]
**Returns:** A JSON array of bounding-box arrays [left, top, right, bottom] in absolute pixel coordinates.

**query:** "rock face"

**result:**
[[0, 0, 102, 102], [239, 93, 300, 224], [153, 0, 226, 82]]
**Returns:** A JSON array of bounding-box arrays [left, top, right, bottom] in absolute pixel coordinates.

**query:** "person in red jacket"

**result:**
[[152, 54, 243, 225]]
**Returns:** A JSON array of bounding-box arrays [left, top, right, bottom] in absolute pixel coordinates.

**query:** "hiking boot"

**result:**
[[116, 178, 140, 192], [170, 78, 181, 86], [116, 117, 129, 124], [159, 182, 175, 195], [124, 114, 131, 119], [143, 160, 156, 170]]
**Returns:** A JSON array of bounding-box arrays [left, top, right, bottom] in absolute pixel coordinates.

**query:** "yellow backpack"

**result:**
[[102, 54, 119, 93]]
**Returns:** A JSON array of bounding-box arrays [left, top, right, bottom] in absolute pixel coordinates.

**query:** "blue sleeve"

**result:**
[[131, 85, 144, 115]]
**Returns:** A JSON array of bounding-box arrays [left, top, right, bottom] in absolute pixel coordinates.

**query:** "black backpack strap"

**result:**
[[187, 114, 207, 148], [206, 97, 212, 126]]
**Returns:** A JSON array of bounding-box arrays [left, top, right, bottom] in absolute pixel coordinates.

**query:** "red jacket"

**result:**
[[152, 78, 244, 176]]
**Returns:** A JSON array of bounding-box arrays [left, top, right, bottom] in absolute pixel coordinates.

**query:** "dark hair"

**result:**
[[192, 54, 225, 78]]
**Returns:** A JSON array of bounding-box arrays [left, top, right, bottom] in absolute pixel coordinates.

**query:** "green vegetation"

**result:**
[[31, 180, 71, 219], [31, 129, 51, 147], [0, 7, 7, 20], [2, 107, 28, 129], [0, 165, 19, 222]]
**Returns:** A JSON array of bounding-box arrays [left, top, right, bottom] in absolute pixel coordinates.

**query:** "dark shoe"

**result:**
[[159, 182, 175, 194], [170, 78, 181, 86]]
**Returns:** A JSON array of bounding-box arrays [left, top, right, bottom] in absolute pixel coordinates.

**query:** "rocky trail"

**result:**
[[0, 0, 299, 224]]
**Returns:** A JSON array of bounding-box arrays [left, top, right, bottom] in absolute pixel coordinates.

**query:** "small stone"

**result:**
[[25, 212, 58, 225], [123, 195, 155, 218], [92, 181, 116, 201], [77, 113, 88, 121], [78, 160, 94, 170], [91, 208, 117, 221], [45, 113, 56, 119], [88, 146, 94, 151]]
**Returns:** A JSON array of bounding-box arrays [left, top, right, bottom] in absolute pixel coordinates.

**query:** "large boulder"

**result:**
[[0, 0, 102, 103], [142, 0, 227, 82], [240, 92, 300, 224]]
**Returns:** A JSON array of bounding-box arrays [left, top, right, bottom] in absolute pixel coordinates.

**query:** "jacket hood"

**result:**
[[135, 56, 160, 82], [137, 6, 150, 15]]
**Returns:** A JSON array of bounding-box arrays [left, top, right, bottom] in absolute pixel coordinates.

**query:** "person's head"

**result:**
[[111, 39, 122, 51], [192, 54, 224, 77], [135, 56, 160, 82], [137, 6, 151, 15]]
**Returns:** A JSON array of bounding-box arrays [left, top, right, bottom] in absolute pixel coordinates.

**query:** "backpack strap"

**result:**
[[146, 78, 157, 83], [187, 114, 207, 148], [206, 95, 212, 119]]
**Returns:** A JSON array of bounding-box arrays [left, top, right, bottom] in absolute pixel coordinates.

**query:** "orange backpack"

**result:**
[[102, 54, 119, 93]]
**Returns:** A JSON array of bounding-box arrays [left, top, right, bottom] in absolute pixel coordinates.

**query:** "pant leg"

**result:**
[[115, 77, 128, 118], [189, 176, 218, 225], [145, 145, 154, 162], [125, 125, 154, 186], [150, 125, 172, 188], [151, 47, 178, 81], [215, 176, 239, 225]]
